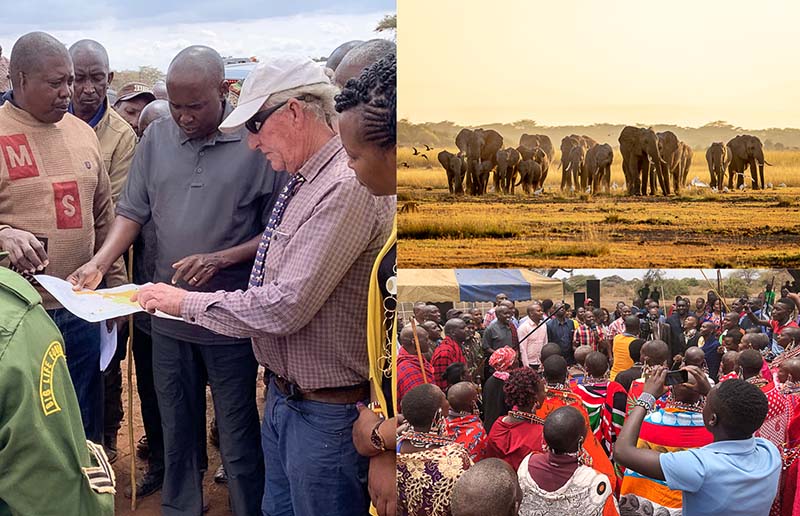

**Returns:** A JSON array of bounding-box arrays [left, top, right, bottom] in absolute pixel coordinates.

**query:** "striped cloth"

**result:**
[[620, 407, 714, 513], [572, 379, 628, 457]]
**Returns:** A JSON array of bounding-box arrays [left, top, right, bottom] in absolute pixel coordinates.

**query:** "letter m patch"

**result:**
[[0, 134, 40, 180]]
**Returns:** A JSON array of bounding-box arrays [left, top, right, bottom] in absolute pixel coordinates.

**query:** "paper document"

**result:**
[[34, 275, 182, 323]]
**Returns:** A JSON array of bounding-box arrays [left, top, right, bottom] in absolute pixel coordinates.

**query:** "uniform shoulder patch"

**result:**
[[0, 266, 41, 307], [82, 440, 116, 494], [39, 340, 66, 415]]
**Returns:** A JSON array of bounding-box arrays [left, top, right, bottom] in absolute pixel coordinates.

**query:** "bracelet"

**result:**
[[637, 392, 657, 406], [370, 418, 387, 452], [635, 398, 654, 412]]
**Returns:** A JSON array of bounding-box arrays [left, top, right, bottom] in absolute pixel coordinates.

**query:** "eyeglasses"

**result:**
[[245, 100, 288, 134]]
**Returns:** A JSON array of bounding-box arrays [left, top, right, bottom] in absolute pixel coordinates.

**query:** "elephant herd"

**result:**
[[437, 127, 772, 196], [438, 129, 611, 196]]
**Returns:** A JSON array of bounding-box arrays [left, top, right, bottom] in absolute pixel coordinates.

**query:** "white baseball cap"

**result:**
[[219, 55, 331, 133]]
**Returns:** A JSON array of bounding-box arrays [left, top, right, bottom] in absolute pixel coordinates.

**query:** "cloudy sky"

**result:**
[[0, 1, 395, 71], [401, 0, 800, 129]]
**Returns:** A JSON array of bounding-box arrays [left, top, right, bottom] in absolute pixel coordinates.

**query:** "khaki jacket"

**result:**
[[94, 100, 136, 203]]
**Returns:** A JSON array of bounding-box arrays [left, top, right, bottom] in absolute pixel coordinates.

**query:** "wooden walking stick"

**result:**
[[701, 270, 729, 312], [127, 246, 137, 510], [409, 318, 428, 383]]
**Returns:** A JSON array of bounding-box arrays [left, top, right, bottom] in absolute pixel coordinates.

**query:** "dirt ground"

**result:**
[[113, 357, 267, 515]]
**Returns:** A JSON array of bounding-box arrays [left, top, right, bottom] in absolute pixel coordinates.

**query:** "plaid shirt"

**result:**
[[573, 324, 605, 350], [607, 317, 626, 339], [397, 347, 433, 406], [182, 136, 394, 389], [431, 337, 466, 389]]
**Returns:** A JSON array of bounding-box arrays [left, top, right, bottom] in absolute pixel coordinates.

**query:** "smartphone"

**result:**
[[665, 369, 689, 386]]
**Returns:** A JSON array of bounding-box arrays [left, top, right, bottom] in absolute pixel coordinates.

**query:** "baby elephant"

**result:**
[[516, 159, 543, 194]]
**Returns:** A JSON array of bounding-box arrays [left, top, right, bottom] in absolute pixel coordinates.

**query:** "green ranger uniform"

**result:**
[[0, 262, 114, 516]]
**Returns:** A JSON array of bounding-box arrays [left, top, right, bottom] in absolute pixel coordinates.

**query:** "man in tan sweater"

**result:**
[[0, 32, 125, 444]]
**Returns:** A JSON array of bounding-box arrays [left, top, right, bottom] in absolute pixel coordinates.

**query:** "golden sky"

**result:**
[[399, 0, 800, 129]]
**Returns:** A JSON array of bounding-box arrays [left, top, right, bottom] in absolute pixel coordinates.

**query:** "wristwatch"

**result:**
[[370, 419, 387, 452]]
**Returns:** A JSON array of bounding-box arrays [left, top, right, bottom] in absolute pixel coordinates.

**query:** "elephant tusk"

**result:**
[[764, 160, 773, 166]]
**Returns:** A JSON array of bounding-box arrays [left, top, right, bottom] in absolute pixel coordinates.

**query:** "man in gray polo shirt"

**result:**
[[70, 46, 285, 516]]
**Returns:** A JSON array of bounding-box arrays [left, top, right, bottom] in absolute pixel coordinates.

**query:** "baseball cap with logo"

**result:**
[[114, 82, 156, 105], [219, 55, 330, 133]]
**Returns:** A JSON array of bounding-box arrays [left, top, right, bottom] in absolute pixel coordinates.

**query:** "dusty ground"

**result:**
[[397, 186, 800, 268], [113, 358, 267, 515]]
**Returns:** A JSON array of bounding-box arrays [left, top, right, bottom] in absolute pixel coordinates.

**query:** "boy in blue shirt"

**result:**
[[615, 366, 781, 516]]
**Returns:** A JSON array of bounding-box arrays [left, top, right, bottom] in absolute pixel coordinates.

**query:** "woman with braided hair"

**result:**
[[335, 52, 396, 196], [335, 54, 398, 516]]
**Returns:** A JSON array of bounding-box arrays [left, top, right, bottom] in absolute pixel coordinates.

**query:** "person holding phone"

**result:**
[[619, 366, 713, 514], [615, 367, 781, 516]]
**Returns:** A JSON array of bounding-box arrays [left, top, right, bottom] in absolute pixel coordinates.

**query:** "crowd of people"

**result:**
[[397, 284, 800, 515], [0, 30, 397, 516]]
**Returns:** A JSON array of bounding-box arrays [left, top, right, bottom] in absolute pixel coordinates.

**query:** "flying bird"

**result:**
[[421, 154, 429, 161], [400, 162, 410, 168], [424, 144, 433, 151], [412, 147, 420, 155]]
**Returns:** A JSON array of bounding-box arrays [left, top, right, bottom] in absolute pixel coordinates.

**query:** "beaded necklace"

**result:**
[[546, 383, 576, 403], [745, 376, 769, 389], [581, 375, 609, 386], [781, 382, 800, 396], [664, 394, 705, 413], [508, 410, 546, 425], [401, 430, 455, 449]]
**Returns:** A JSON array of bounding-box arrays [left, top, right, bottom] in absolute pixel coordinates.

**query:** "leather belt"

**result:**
[[270, 373, 369, 404]]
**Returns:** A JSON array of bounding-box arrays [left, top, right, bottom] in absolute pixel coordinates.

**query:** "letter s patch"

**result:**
[[52, 181, 83, 229]]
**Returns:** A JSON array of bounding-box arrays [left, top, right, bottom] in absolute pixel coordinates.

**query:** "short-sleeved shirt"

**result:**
[[117, 103, 285, 342], [659, 437, 781, 516], [482, 320, 513, 352]]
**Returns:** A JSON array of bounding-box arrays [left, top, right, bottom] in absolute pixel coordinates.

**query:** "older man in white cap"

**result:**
[[135, 55, 394, 515]]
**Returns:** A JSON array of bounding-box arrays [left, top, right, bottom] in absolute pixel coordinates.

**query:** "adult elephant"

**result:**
[[532, 148, 551, 188], [519, 134, 555, 163], [618, 126, 667, 196], [455, 128, 504, 194], [495, 147, 521, 194], [438, 150, 466, 194], [653, 131, 682, 195], [705, 142, 728, 190], [726, 134, 770, 190], [679, 142, 693, 188], [585, 143, 614, 194], [560, 135, 597, 191], [564, 145, 586, 191], [516, 159, 542, 194]]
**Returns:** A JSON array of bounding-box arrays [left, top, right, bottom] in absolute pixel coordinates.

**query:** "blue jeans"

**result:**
[[262, 376, 369, 516], [47, 308, 103, 443]]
